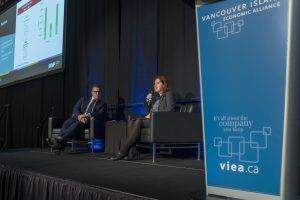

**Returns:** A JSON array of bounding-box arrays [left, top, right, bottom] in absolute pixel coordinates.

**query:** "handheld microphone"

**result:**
[[146, 90, 154, 103]]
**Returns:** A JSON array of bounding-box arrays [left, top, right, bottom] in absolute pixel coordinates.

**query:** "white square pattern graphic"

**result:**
[[213, 127, 271, 163]]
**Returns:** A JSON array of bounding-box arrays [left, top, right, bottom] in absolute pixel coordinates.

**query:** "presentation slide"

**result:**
[[0, 0, 65, 86]]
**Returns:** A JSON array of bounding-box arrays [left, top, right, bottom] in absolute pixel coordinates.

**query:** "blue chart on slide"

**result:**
[[14, 0, 65, 70], [0, 5, 16, 76], [0, 34, 15, 75]]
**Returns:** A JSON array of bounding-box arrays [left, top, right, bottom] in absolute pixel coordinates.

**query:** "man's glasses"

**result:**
[[92, 91, 100, 93]]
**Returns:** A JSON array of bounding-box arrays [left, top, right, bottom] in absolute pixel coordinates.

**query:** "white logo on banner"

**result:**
[[211, 20, 244, 39], [1, 20, 7, 27], [213, 127, 271, 163]]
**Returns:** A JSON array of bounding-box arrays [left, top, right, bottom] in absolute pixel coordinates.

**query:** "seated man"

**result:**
[[48, 85, 107, 152]]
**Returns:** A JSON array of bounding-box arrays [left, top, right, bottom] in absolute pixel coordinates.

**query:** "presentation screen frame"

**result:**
[[0, 0, 68, 88]]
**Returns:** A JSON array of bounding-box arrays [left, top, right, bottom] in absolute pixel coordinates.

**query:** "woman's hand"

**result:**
[[146, 92, 152, 102], [145, 114, 151, 119]]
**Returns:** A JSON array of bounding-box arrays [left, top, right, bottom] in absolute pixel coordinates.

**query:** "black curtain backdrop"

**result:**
[[0, 0, 200, 148]]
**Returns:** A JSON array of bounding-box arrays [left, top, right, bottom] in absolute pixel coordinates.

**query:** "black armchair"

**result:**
[[48, 117, 95, 153], [138, 103, 203, 162]]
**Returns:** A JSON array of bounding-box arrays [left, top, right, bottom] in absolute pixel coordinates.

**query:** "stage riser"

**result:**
[[0, 165, 147, 200]]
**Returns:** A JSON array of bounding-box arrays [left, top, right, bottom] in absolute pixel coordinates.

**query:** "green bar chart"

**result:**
[[55, 4, 59, 35], [44, 7, 47, 40], [43, 3, 59, 40]]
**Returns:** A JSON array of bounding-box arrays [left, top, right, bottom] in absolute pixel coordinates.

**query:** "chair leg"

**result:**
[[197, 143, 200, 160], [91, 139, 94, 154], [152, 143, 156, 163], [71, 142, 74, 152]]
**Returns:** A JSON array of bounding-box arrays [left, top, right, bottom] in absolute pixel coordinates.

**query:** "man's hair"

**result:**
[[91, 84, 102, 91]]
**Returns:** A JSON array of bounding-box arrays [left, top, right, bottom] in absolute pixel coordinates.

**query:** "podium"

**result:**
[[196, 0, 300, 199]]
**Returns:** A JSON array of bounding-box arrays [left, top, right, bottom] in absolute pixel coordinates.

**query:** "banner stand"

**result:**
[[196, 0, 299, 199]]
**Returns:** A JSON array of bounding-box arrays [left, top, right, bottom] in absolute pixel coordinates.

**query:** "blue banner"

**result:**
[[196, 0, 289, 197]]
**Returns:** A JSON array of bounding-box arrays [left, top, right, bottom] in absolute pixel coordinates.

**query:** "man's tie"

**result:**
[[84, 99, 96, 115]]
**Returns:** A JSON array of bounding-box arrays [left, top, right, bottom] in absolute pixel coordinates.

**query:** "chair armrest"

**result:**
[[48, 117, 53, 138], [89, 117, 95, 139], [150, 112, 203, 143], [48, 117, 65, 138]]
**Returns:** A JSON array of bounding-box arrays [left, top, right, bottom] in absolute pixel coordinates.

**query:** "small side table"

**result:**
[[105, 121, 127, 155]]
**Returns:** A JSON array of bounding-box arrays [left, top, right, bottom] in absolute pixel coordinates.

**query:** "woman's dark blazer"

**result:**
[[145, 90, 175, 113]]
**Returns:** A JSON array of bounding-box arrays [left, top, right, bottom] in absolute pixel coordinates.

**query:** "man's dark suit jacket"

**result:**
[[72, 97, 108, 138]]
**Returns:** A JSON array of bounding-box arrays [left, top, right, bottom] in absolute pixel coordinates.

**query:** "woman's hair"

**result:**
[[153, 75, 169, 92]]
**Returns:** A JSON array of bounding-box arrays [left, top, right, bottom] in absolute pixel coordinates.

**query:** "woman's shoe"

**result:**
[[46, 138, 53, 146], [109, 152, 127, 161], [51, 137, 65, 154], [125, 147, 140, 161]]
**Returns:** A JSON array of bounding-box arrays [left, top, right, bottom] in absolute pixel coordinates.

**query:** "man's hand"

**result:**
[[78, 114, 91, 123], [80, 118, 87, 123], [84, 113, 91, 119], [77, 114, 85, 121]]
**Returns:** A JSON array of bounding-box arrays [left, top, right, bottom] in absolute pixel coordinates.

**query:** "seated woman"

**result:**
[[111, 75, 175, 161]]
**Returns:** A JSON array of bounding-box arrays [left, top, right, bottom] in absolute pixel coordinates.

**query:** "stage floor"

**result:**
[[0, 149, 207, 200]]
